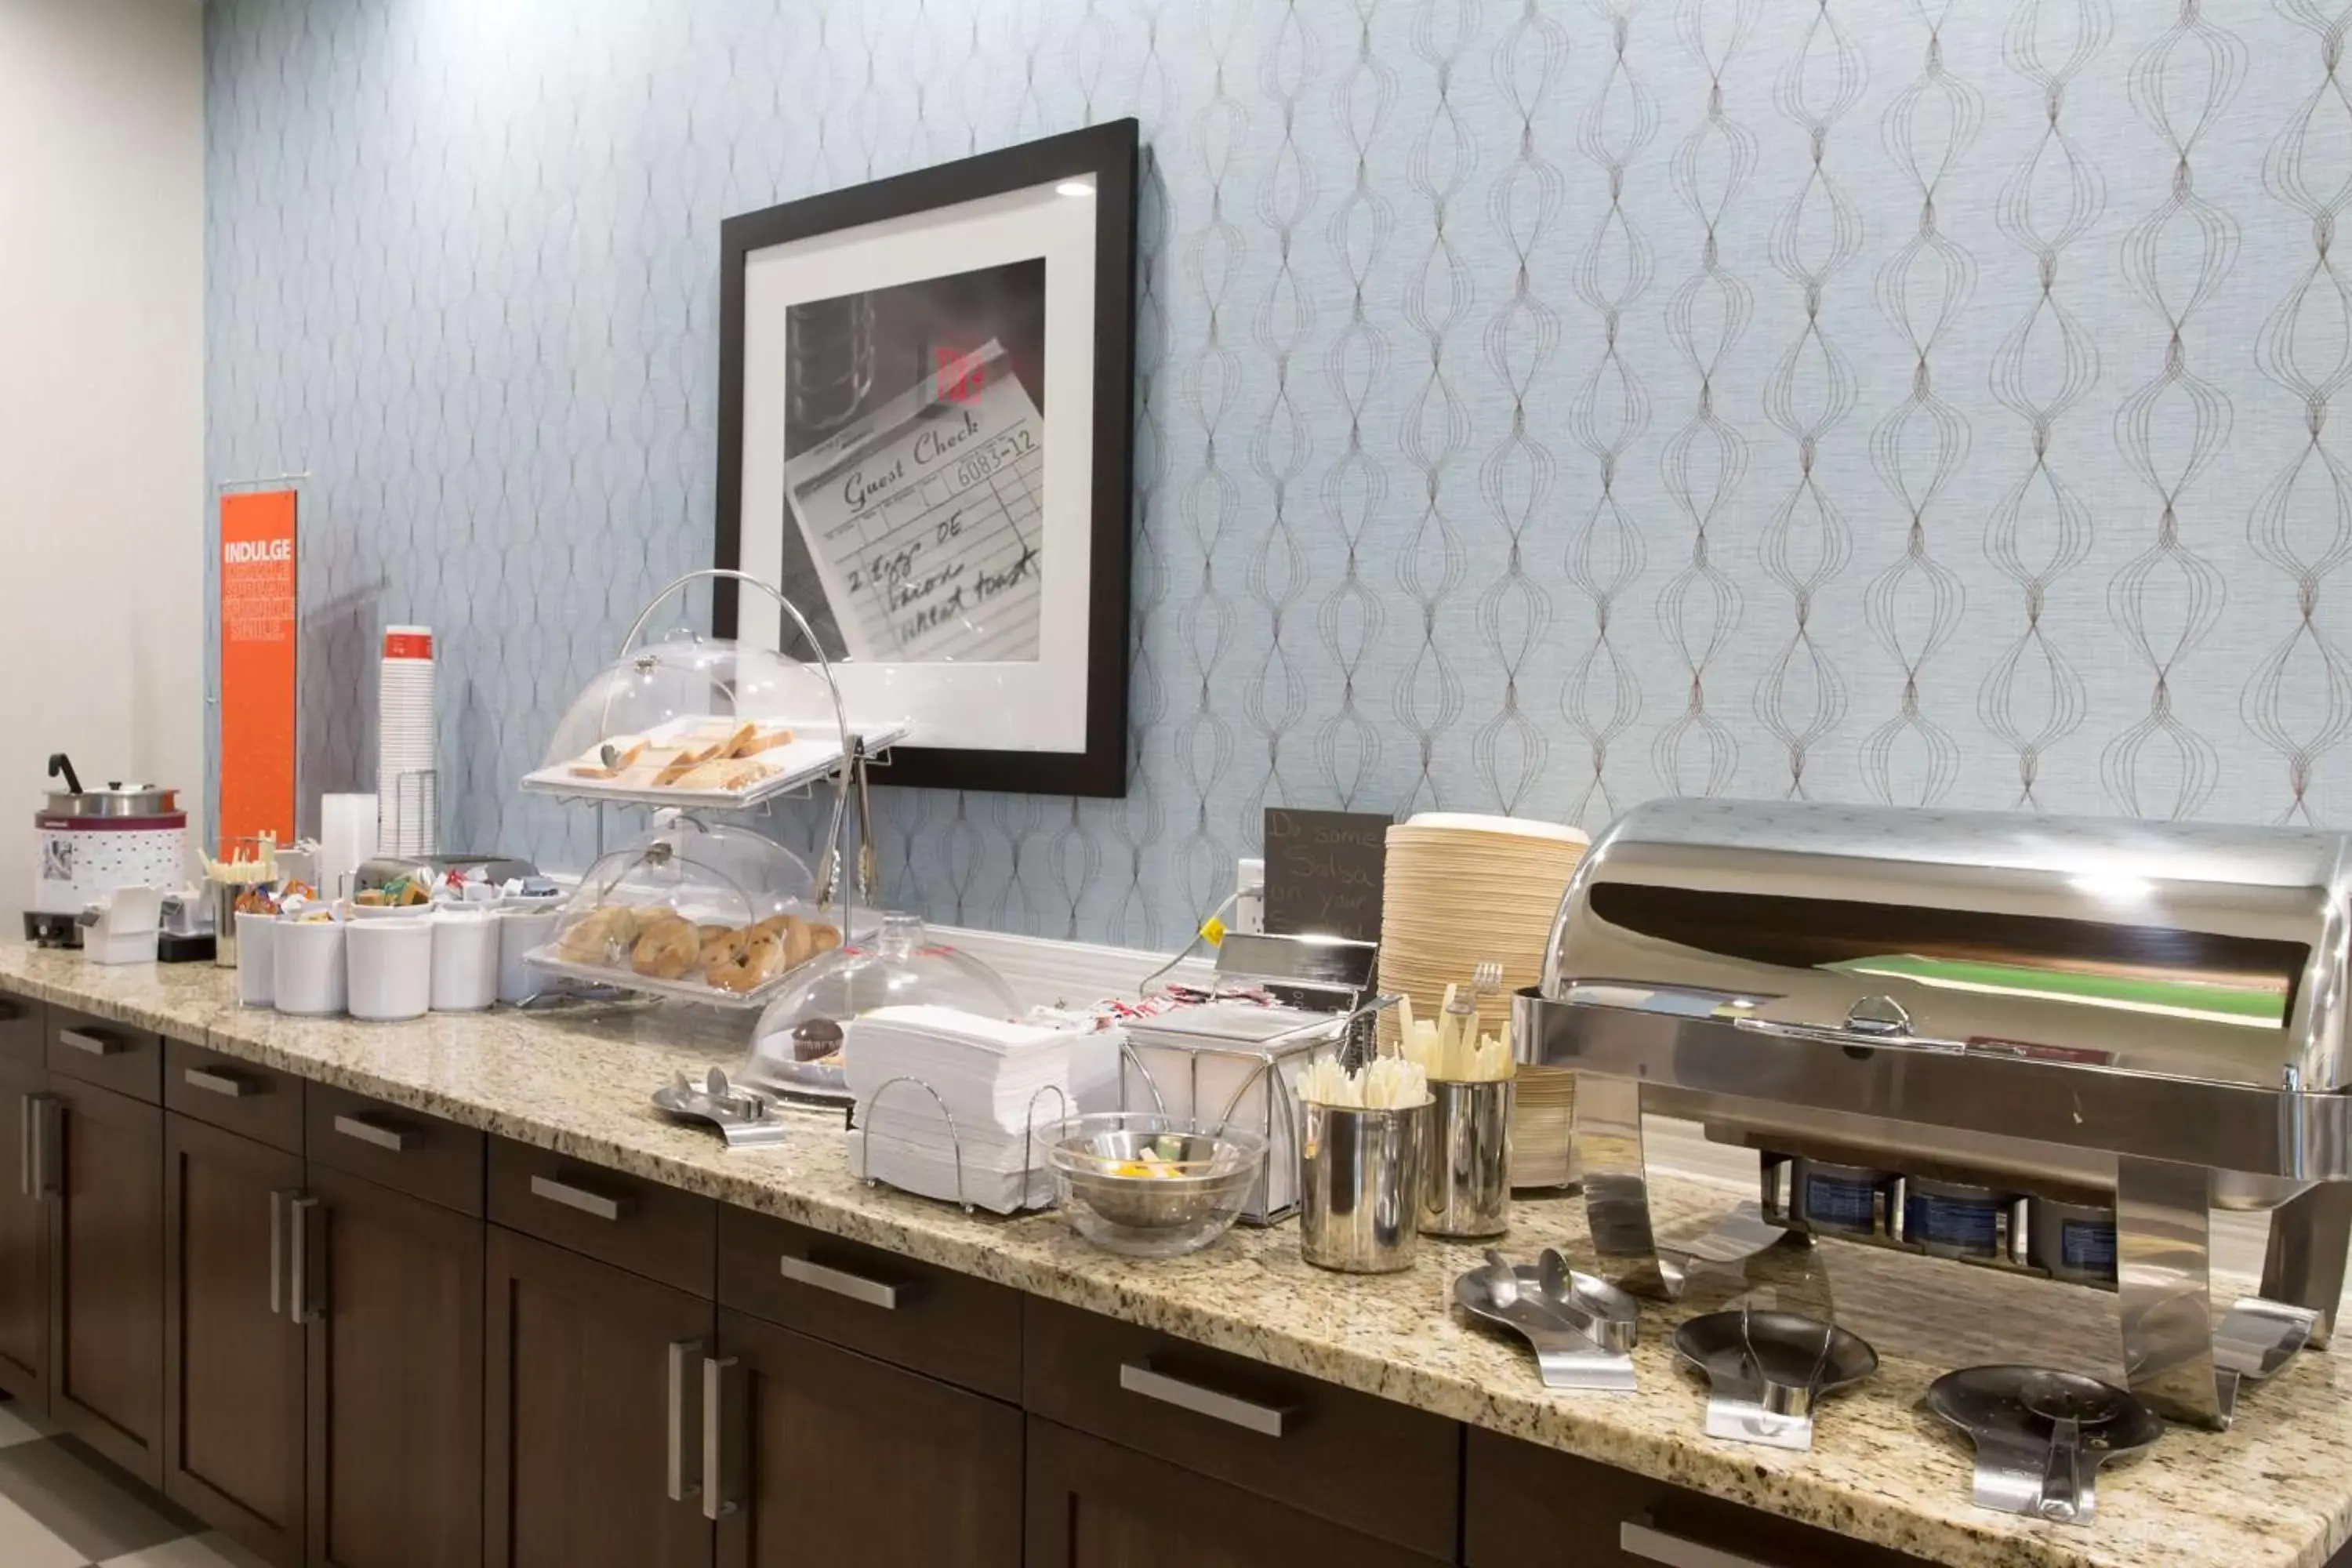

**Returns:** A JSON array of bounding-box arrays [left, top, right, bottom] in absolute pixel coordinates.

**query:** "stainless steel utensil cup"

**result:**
[[209, 881, 241, 967], [1419, 1080, 1513, 1238], [1300, 1099, 1428, 1273]]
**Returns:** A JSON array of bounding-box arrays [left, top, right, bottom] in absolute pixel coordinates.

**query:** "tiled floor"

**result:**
[[0, 1403, 267, 1568]]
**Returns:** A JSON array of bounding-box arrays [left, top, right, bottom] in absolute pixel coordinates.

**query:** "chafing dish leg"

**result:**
[[2259, 1182, 2352, 1348], [1576, 1076, 1681, 1298], [1575, 1078, 1793, 1300], [2116, 1156, 2233, 1429]]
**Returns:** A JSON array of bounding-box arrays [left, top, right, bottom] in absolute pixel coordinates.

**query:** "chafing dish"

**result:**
[[1512, 798, 2352, 1428]]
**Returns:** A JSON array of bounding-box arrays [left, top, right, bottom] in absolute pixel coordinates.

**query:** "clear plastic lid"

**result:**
[[532, 818, 839, 1006], [742, 914, 1021, 1097], [527, 632, 842, 798]]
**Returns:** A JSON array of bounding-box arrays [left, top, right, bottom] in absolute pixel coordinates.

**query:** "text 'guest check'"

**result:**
[[782, 339, 1044, 663]]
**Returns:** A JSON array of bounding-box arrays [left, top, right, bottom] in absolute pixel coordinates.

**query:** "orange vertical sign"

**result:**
[[218, 490, 298, 848]]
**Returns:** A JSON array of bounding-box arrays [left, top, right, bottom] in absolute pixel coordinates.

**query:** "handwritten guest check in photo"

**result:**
[[782, 339, 1046, 663]]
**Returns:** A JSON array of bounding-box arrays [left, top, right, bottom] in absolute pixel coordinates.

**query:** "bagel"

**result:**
[[630, 913, 701, 979], [556, 906, 633, 964], [696, 924, 744, 962], [708, 930, 785, 993]]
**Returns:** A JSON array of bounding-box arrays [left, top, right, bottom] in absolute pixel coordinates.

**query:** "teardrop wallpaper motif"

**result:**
[[207, 0, 2352, 946]]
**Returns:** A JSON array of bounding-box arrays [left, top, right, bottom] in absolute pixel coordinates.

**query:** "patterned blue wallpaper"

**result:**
[[208, 0, 2352, 948]]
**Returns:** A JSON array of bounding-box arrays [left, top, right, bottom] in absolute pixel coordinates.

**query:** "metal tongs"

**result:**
[[1453, 1248, 1640, 1392]]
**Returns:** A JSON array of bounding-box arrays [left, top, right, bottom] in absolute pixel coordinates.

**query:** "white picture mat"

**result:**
[[739, 178, 1100, 754]]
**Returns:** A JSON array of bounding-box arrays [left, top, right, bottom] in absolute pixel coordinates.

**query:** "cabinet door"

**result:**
[[304, 1163, 484, 1568], [1024, 1417, 1442, 1568], [715, 1308, 1020, 1568], [0, 1054, 51, 1414], [164, 1114, 305, 1566], [486, 1226, 713, 1568], [49, 1077, 164, 1484]]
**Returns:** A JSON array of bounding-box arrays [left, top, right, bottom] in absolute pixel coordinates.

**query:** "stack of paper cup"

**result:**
[[377, 626, 437, 858]]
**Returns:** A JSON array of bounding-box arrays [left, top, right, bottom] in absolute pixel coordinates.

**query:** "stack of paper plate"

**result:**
[[1377, 811, 1589, 1189]]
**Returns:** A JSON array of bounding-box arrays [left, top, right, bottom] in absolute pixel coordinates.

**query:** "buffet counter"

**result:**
[[3, 943, 2347, 1568]]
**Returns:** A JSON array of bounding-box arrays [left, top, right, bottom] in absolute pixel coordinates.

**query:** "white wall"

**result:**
[[0, 0, 204, 908]]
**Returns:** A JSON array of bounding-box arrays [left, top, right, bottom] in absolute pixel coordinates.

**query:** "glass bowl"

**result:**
[[1047, 1112, 1266, 1258], [741, 913, 1019, 1099]]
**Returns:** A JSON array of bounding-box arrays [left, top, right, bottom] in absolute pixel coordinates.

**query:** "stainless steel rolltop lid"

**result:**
[[1510, 799, 2352, 1432]]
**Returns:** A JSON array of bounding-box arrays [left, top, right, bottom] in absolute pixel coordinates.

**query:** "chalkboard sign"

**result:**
[[1263, 808, 1390, 943]]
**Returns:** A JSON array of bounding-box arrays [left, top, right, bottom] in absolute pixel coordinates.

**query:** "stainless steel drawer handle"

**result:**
[[332, 1112, 412, 1152], [57, 1028, 122, 1057], [1621, 1522, 1775, 1568], [779, 1254, 902, 1310], [665, 1339, 702, 1504], [701, 1355, 740, 1522], [288, 1194, 321, 1324], [530, 1173, 633, 1221], [28, 1097, 57, 1202], [269, 1189, 290, 1316], [183, 1066, 252, 1098], [1117, 1361, 1290, 1438]]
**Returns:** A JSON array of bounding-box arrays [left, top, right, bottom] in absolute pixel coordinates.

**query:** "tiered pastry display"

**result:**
[[528, 820, 837, 1007]]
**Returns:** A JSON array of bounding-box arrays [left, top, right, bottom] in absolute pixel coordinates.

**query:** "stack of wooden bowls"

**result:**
[[1377, 811, 1590, 1189]]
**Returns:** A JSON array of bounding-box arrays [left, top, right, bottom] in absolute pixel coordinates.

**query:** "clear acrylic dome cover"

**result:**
[[535, 818, 837, 1004], [742, 914, 1021, 1097], [532, 631, 842, 790]]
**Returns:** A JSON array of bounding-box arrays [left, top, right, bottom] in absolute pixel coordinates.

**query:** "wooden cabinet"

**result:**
[[47, 1076, 165, 1483], [162, 1114, 306, 1565], [714, 1308, 1022, 1568], [0, 1051, 51, 1414], [1024, 1415, 1443, 1568], [1465, 1428, 1934, 1567], [485, 1225, 713, 1568], [304, 1162, 483, 1568]]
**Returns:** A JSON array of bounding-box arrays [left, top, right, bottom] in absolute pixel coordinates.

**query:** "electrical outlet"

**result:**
[[1234, 857, 1266, 936]]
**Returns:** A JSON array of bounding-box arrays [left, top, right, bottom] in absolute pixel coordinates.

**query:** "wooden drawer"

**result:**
[[162, 1040, 302, 1154], [45, 1007, 162, 1102], [1022, 1298, 1459, 1560], [1465, 1428, 1933, 1567], [487, 1136, 713, 1296], [305, 1084, 484, 1216], [717, 1205, 1021, 1403], [0, 993, 41, 1068]]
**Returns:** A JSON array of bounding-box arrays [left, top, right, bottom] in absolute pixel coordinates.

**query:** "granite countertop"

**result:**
[[5, 943, 2346, 1568]]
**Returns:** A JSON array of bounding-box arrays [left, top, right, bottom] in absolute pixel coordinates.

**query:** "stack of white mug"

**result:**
[[376, 625, 437, 858]]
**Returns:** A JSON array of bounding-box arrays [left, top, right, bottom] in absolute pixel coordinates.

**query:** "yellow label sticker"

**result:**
[[1199, 916, 1227, 947]]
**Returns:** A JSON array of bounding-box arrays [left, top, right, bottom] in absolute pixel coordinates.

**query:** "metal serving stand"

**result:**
[[1512, 799, 2352, 1430]]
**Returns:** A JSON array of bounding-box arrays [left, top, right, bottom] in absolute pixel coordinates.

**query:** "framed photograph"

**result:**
[[715, 119, 1138, 797]]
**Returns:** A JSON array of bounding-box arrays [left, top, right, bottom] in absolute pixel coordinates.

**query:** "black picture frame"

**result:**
[[714, 119, 1138, 799]]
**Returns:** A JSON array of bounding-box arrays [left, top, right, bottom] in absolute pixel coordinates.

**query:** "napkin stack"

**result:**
[[844, 1005, 1116, 1214]]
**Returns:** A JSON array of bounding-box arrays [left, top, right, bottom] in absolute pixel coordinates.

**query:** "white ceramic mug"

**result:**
[[497, 908, 562, 1004], [234, 912, 277, 1007], [273, 918, 348, 1016], [347, 916, 433, 1022], [431, 909, 498, 1012]]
